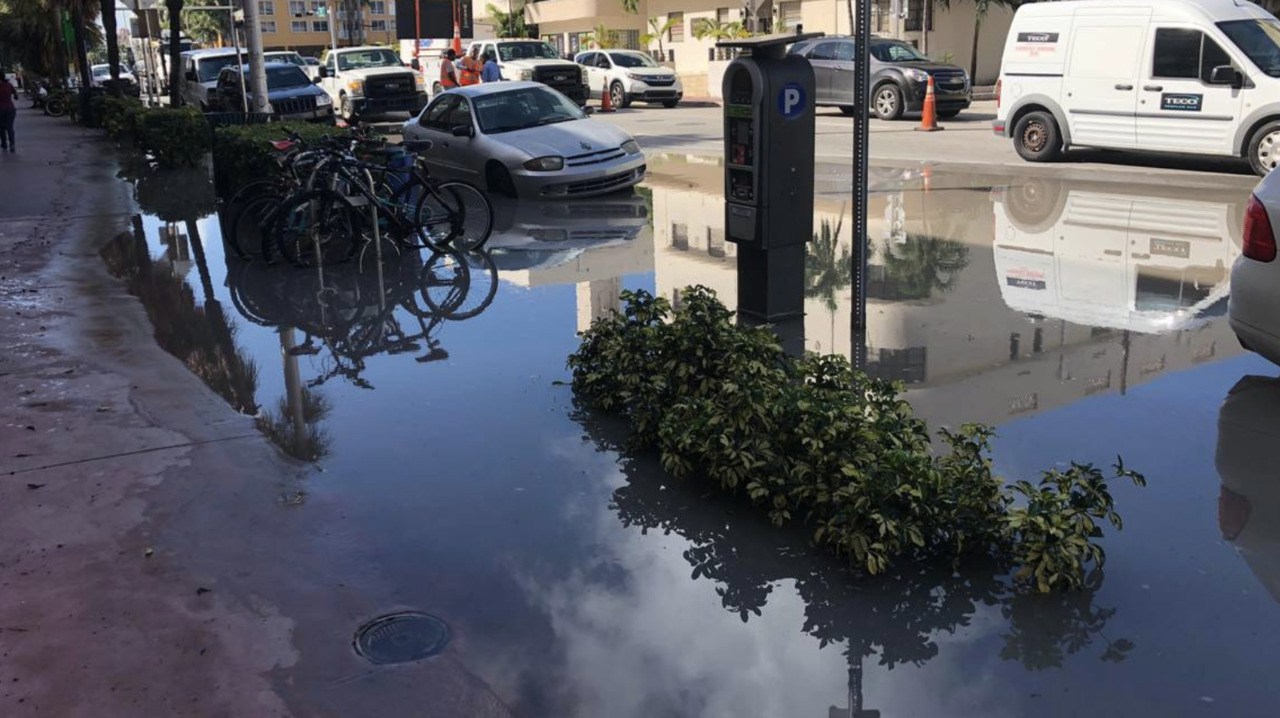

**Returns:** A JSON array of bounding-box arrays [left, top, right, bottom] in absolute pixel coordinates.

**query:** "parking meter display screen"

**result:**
[[730, 169, 754, 202], [729, 118, 754, 166]]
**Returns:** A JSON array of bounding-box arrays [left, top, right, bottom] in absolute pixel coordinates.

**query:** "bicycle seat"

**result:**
[[270, 140, 296, 151]]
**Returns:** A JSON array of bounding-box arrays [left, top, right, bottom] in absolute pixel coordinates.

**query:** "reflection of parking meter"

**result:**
[[720, 31, 822, 320]]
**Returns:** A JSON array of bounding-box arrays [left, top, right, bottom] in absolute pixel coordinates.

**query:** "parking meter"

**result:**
[[718, 30, 822, 321]]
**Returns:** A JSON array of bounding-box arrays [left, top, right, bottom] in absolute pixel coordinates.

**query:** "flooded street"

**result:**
[[113, 156, 1280, 717]]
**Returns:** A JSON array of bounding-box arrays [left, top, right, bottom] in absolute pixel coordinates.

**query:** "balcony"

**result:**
[[525, 0, 634, 25]]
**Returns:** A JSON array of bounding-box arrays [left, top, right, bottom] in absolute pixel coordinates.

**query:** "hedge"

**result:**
[[212, 122, 353, 197]]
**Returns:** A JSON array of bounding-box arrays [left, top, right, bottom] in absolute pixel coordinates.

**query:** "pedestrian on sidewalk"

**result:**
[[480, 53, 503, 83], [0, 70, 17, 153]]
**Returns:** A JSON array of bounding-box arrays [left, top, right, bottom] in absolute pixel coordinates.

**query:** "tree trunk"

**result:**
[[100, 0, 121, 92], [167, 0, 184, 106], [846, 0, 855, 34], [70, 4, 92, 91], [969, 14, 981, 81], [922, 0, 931, 55]]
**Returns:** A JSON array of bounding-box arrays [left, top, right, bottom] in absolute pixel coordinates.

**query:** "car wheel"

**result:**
[[938, 109, 962, 119], [873, 84, 904, 121], [1248, 120, 1280, 176], [839, 106, 857, 117], [662, 99, 679, 109], [610, 81, 627, 109], [1012, 110, 1063, 162], [486, 163, 518, 199], [339, 94, 355, 122]]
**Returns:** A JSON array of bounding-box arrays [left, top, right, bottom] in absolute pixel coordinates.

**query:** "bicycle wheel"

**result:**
[[45, 97, 67, 117], [414, 180, 494, 252], [271, 190, 363, 268], [224, 178, 280, 210], [445, 251, 499, 321], [416, 250, 471, 316], [225, 193, 284, 260]]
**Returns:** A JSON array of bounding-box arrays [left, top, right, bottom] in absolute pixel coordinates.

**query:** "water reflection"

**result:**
[[1217, 375, 1280, 606]]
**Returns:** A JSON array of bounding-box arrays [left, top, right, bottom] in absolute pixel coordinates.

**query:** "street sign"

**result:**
[[777, 82, 807, 120]]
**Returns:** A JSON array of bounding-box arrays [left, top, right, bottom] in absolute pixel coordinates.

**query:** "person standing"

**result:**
[[0, 71, 17, 153], [459, 45, 483, 86], [439, 49, 460, 91], [480, 53, 503, 83]]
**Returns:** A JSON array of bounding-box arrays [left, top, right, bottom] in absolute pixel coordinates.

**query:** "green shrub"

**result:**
[[568, 286, 1146, 592], [212, 122, 353, 197], [102, 96, 144, 141], [133, 106, 210, 169]]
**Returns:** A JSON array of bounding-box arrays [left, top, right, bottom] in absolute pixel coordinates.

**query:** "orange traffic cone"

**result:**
[[916, 75, 943, 133], [600, 78, 615, 113]]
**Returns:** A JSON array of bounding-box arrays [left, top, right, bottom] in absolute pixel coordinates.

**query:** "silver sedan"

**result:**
[[401, 82, 646, 200]]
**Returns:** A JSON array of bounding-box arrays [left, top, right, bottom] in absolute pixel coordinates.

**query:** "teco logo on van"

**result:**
[[1016, 32, 1059, 43], [1161, 93, 1203, 112]]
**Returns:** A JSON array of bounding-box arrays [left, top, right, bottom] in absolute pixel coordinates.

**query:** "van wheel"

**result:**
[[873, 84, 904, 121], [1013, 111, 1063, 162], [1248, 120, 1280, 176]]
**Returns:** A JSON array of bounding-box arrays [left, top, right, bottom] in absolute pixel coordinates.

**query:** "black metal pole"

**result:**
[[166, 0, 184, 107], [851, 0, 871, 371]]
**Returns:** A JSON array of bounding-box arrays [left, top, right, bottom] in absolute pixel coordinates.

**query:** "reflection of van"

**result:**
[[994, 0, 1280, 175], [992, 179, 1244, 332]]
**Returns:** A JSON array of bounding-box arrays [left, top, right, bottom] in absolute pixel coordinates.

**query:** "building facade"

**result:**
[[256, 0, 398, 54], [524, 0, 1015, 92]]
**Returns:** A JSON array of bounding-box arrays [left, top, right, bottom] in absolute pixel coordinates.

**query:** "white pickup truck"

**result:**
[[319, 45, 427, 122], [464, 39, 589, 106]]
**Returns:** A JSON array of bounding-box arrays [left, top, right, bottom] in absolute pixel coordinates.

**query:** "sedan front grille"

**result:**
[[566, 147, 626, 167], [564, 166, 646, 195], [640, 76, 675, 87]]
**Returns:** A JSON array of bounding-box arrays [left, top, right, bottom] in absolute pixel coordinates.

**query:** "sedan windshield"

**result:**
[[266, 52, 307, 67], [609, 52, 658, 68], [1219, 19, 1280, 77], [198, 55, 240, 82], [871, 42, 929, 63], [266, 66, 312, 90], [337, 49, 402, 71], [497, 42, 561, 61], [473, 86, 586, 134]]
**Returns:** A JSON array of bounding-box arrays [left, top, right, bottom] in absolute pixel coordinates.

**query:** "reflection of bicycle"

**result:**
[[227, 247, 498, 389]]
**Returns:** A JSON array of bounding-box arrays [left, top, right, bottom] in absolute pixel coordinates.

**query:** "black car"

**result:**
[[215, 62, 335, 123], [788, 36, 971, 121]]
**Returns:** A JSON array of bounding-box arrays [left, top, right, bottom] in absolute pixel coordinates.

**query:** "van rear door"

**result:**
[[1134, 27, 1243, 155], [1063, 13, 1150, 150]]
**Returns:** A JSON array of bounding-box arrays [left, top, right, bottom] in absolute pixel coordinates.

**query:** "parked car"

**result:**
[[265, 50, 319, 81], [466, 39, 589, 106], [215, 62, 334, 122], [179, 48, 242, 111], [574, 50, 682, 109], [788, 35, 971, 120], [90, 63, 137, 87], [1230, 169, 1280, 365], [401, 82, 646, 199], [319, 45, 427, 122], [1216, 374, 1280, 606], [995, 0, 1280, 176]]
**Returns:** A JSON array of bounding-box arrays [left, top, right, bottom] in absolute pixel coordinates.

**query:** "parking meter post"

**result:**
[[851, 0, 872, 370], [718, 29, 823, 324]]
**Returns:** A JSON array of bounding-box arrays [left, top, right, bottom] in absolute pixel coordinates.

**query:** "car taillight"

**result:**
[[995, 79, 1002, 109], [1244, 194, 1277, 263]]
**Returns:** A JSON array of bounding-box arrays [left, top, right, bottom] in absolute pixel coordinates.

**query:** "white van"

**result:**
[[994, 0, 1280, 175]]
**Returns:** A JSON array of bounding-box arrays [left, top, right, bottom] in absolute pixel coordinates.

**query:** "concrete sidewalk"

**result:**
[[0, 109, 514, 717]]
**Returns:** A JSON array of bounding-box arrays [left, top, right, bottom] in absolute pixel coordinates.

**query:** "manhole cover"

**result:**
[[354, 612, 450, 665]]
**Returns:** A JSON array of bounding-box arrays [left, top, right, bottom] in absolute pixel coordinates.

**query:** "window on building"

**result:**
[[616, 29, 640, 50], [569, 32, 584, 54], [312, 19, 328, 32], [867, 347, 927, 384], [258, 1, 274, 15], [309, 0, 324, 12], [288, 0, 305, 16], [778, 1, 802, 32], [717, 7, 730, 25], [668, 11, 684, 43], [1153, 28, 1232, 82], [544, 34, 566, 56], [291, 20, 307, 32], [672, 223, 689, 250], [707, 227, 726, 258], [872, 0, 891, 33], [370, 19, 387, 31], [369, 1, 386, 14], [261, 20, 277, 32], [904, 0, 934, 32]]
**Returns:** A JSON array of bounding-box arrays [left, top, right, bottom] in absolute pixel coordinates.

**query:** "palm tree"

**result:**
[[486, 1, 528, 39], [691, 18, 750, 42], [641, 16, 677, 61], [879, 235, 970, 301], [619, 0, 638, 13], [581, 22, 619, 50], [184, 8, 230, 46], [805, 214, 852, 351]]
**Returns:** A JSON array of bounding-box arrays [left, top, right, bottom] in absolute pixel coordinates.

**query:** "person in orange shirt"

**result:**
[[439, 49, 460, 90], [459, 46, 483, 86]]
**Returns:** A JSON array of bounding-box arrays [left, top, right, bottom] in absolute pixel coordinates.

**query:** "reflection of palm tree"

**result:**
[[880, 235, 971, 301], [805, 215, 851, 351]]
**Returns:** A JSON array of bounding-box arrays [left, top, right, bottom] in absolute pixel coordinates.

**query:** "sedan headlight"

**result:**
[[316, 93, 333, 106], [621, 139, 641, 155], [524, 156, 565, 171], [346, 79, 364, 94], [904, 68, 929, 83], [519, 69, 534, 81]]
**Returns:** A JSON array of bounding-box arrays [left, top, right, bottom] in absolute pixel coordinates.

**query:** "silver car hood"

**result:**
[[493, 119, 633, 159]]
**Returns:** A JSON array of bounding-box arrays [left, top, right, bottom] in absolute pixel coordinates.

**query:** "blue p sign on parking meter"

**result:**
[[777, 82, 806, 120]]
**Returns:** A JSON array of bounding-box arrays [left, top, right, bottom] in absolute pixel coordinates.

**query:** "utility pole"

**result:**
[[166, 0, 184, 106], [851, 0, 871, 370], [242, 0, 270, 113]]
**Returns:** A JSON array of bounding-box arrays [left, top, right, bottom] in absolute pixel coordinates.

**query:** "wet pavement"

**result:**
[[113, 155, 1280, 716]]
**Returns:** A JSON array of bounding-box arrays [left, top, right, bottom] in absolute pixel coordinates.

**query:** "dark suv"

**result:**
[[215, 62, 334, 123], [788, 36, 971, 121]]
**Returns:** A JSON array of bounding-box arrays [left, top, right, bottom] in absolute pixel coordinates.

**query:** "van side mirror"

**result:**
[[1210, 64, 1243, 88], [450, 124, 473, 138], [318, 65, 329, 79]]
